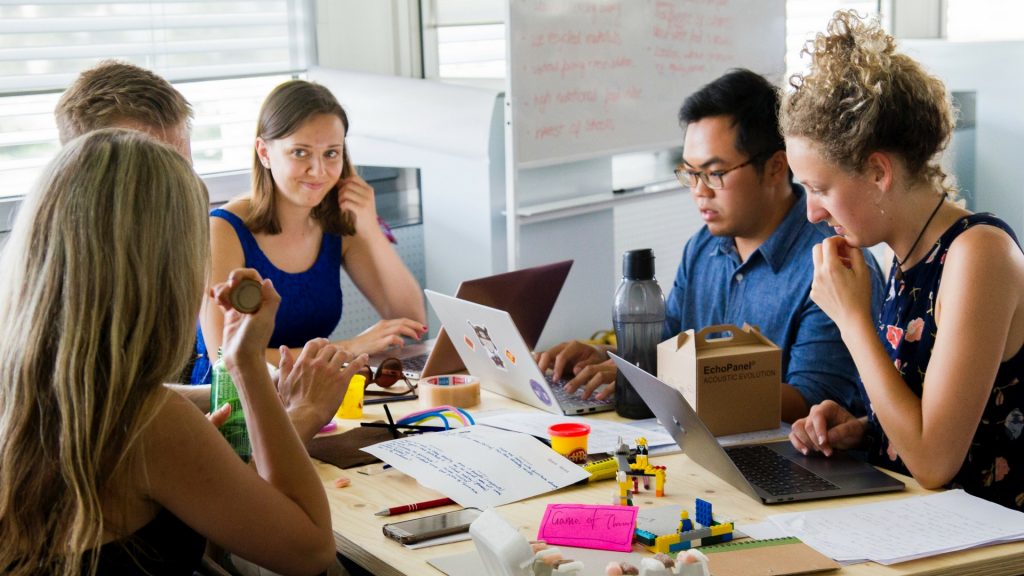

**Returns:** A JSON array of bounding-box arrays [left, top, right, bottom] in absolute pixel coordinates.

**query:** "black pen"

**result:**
[[360, 422, 447, 432], [364, 394, 418, 405]]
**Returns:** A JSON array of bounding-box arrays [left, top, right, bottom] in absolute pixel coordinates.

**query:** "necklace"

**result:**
[[893, 193, 946, 282]]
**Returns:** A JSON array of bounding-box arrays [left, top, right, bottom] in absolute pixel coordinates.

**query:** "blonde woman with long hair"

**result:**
[[0, 128, 363, 575]]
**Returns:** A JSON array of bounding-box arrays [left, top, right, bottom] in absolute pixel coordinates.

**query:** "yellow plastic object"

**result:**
[[337, 374, 366, 419], [584, 329, 616, 347]]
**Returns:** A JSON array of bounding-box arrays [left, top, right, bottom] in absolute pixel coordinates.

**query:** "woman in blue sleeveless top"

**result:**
[[781, 11, 1024, 511], [192, 81, 426, 383]]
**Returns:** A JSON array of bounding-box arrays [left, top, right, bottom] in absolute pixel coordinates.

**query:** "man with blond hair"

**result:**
[[56, 60, 193, 160]]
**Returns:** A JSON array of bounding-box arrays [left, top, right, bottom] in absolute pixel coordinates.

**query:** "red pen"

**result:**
[[374, 497, 455, 517]]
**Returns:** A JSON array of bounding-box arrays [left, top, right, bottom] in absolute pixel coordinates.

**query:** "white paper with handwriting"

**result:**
[[768, 489, 1024, 564], [362, 425, 590, 508]]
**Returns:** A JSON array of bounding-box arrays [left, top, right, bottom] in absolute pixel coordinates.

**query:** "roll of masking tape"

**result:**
[[418, 375, 481, 409]]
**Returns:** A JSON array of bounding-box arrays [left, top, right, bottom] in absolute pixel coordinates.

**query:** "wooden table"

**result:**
[[315, 390, 1024, 576]]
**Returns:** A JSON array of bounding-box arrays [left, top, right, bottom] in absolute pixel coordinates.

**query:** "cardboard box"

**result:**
[[657, 324, 780, 436]]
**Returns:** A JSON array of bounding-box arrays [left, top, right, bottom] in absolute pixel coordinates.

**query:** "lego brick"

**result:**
[[696, 499, 713, 527]]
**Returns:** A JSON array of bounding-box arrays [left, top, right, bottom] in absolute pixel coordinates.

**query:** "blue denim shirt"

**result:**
[[664, 185, 883, 415]]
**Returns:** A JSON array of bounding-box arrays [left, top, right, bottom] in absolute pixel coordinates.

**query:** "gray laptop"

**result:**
[[425, 290, 614, 416], [369, 260, 573, 380], [609, 353, 905, 504]]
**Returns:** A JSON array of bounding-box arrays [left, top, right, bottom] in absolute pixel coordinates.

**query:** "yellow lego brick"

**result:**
[[710, 522, 734, 536]]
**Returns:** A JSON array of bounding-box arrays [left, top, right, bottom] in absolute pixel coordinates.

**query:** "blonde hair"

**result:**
[[0, 129, 209, 576], [55, 60, 193, 144], [248, 80, 356, 236], [780, 10, 956, 193]]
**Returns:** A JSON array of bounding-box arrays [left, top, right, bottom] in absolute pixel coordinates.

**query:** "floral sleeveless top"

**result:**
[[863, 213, 1024, 511]]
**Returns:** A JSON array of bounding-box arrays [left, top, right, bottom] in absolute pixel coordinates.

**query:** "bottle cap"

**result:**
[[622, 248, 655, 280], [230, 279, 263, 314]]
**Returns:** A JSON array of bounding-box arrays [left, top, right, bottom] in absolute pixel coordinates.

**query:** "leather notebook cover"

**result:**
[[703, 537, 839, 576], [306, 425, 401, 469]]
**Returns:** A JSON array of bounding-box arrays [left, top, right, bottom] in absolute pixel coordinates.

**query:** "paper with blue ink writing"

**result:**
[[361, 425, 590, 508]]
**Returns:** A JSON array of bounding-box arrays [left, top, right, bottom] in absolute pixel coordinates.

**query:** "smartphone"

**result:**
[[382, 507, 482, 544]]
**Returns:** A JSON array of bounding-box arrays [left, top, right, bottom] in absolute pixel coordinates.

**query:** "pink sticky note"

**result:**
[[537, 504, 638, 552]]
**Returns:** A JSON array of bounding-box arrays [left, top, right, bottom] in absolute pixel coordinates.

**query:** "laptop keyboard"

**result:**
[[725, 444, 839, 496], [402, 354, 428, 371], [547, 375, 615, 412]]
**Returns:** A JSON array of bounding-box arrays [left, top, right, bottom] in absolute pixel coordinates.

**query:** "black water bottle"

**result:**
[[612, 249, 665, 419]]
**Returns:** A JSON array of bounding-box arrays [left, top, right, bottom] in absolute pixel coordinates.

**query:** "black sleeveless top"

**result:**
[[864, 213, 1024, 511], [82, 508, 205, 575]]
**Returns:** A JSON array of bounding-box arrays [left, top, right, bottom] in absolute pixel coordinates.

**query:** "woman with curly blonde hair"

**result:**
[[782, 10, 1024, 511], [0, 128, 362, 574]]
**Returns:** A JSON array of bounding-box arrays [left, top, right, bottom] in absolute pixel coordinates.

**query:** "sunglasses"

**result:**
[[359, 357, 418, 397]]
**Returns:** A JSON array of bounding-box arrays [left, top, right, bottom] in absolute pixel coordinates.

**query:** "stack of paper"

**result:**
[[767, 489, 1024, 565]]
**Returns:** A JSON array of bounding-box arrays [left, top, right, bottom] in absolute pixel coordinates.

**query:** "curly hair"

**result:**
[[780, 10, 956, 193]]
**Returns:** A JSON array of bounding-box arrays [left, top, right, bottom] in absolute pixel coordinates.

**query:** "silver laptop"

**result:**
[[609, 353, 905, 504], [369, 261, 573, 380], [425, 290, 614, 416]]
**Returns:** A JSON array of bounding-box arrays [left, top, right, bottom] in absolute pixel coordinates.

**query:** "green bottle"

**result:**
[[211, 349, 252, 462]]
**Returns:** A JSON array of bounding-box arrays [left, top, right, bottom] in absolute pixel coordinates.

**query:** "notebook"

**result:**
[[702, 537, 839, 576], [425, 290, 614, 416], [609, 354, 905, 504], [369, 260, 573, 380]]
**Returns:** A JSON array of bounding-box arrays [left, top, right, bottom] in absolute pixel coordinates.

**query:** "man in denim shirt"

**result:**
[[537, 69, 883, 421]]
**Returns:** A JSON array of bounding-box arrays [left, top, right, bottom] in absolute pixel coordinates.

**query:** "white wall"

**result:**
[[902, 40, 1024, 234], [315, 0, 422, 78]]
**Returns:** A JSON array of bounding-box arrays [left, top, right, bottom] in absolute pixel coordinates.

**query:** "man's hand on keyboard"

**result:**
[[535, 340, 617, 400], [536, 340, 604, 378], [561, 358, 617, 401]]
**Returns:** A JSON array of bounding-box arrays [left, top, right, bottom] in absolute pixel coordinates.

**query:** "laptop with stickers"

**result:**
[[424, 290, 614, 416]]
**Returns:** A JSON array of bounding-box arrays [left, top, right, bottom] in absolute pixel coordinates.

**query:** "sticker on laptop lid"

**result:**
[[530, 379, 553, 406], [470, 321, 507, 371]]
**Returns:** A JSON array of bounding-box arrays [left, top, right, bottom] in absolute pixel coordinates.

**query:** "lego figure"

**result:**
[[611, 437, 667, 504]]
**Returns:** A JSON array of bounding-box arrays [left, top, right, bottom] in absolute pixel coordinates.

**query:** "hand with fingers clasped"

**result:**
[[276, 339, 368, 444], [789, 399, 868, 457], [536, 340, 616, 400], [810, 236, 874, 331], [341, 318, 427, 357]]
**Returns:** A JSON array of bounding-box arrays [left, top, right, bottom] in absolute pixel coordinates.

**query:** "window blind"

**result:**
[[425, 0, 504, 79], [0, 1, 313, 203], [0, 0, 314, 95]]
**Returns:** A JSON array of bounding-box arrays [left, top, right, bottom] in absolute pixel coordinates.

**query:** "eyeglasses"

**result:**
[[359, 357, 418, 397], [674, 156, 759, 190]]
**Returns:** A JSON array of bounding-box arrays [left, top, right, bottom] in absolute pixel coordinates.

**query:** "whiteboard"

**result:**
[[508, 0, 786, 169]]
